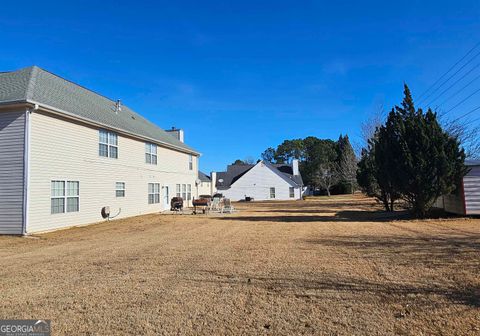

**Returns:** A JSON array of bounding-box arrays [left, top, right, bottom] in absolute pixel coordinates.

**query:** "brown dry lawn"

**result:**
[[0, 194, 479, 335]]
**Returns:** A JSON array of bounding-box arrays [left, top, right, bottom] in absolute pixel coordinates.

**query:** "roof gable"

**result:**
[[0, 66, 198, 154], [216, 161, 302, 189]]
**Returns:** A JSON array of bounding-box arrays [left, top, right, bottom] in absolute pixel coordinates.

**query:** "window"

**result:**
[[116, 182, 125, 197], [99, 130, 118, 158], [182, 184, 187, 200], [188, 155, 193, 170], [148, 183, 160, 204], [176, 184, 181, 197], [51, 180, 79, 214], [270, 187, 276, 199], [187, 184, 192, 201], [289, 187, 295, 198], [145, 143, 158, 164]]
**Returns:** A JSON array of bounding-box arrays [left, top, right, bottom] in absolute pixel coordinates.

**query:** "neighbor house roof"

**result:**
[[0, 66, 198, 155], [198, 171, 211, 182], [215, 161, 303, 189]]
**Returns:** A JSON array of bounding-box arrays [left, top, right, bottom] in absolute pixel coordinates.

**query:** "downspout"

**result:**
[[22, 105, 36, 235]]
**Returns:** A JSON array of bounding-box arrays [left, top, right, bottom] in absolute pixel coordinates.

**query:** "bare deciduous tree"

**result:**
[[441, 114, 480, 159], [360, 104, 385, 148], [314, 162, 340, 197]]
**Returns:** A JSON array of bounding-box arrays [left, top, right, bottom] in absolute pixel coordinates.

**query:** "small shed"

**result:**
[[435, 160, 480, 215]]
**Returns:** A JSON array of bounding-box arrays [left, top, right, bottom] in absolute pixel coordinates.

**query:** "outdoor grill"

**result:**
[[170, 197, 183, 211], [192, 197, 211, 214]]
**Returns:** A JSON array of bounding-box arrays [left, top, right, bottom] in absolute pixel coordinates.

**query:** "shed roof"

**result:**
[[0, 66, 198, 154], [466, 160, 480, 166]]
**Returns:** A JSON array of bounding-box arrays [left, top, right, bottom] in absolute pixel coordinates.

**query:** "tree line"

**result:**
[[260, 135, 357, 196]]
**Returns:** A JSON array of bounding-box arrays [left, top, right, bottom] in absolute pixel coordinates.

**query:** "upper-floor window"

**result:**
[[189, 155, 193, 170], [51, 180, 79, 214], [289, 187, 295, 198], [99, 130, 118, 158], [145, 143, 158, 164]]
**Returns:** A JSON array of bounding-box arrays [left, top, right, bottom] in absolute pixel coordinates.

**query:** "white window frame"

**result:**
[[148, 183, 160, 204], [116, 182, 126, 198], [145, 143, 158, 165], [99, 129, 118, 158], [182, 184, 187, 200], [289, 187, 295, 198], [188, 155, 193, 170], [187, 184, 192, 201], [51, 180, 80, 214], [270, 187, 276, 199], [176, 184, 181, 197]]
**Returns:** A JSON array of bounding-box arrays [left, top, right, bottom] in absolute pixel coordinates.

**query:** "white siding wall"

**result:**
[[464, 166, 480, 215], [27, 111, 198, 233], [0, 109, 25, 234], [196, 181, 212, 198], [221, 163, 300, 201]]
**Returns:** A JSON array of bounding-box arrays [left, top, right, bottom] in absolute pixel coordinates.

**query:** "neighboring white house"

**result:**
[[213, 160, 303, 201], [434, 160, 480, 215], [0, 66, 200, 235], [196, 171, 212, 198]]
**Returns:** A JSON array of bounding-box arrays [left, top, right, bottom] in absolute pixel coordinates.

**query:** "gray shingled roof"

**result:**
[[198, 171, 211, 182], [0, 66, 198, 154], [215, 161, 303, 189]]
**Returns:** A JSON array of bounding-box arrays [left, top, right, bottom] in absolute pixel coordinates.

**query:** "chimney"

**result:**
[[115, 99, 122, 114], [166, 126, 185, 143], [292, 159, 299, 176], [210, 172, 217, 195]]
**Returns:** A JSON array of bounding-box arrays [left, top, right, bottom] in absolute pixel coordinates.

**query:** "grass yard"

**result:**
[[0, 195, 479, 335]]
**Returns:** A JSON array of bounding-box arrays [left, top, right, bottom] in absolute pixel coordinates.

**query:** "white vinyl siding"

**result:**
[[145, 143, 158, 164], [148, 183, 160, 204], [99, 129, 118, 158], [27, 111, 197, 233], [51, 180, 79, 214], [116, 182, 125, 197], [220, 162, 300, 201]]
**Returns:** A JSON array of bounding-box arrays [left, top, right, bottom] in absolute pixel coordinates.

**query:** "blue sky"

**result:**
[[1, 1, 479, 172]]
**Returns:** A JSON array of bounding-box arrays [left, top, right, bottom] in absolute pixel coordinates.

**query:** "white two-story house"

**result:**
[[0, 66, 200, 235]]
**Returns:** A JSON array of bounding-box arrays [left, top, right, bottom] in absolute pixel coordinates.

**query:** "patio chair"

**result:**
[[221, 198, 236, 214], [210, 197, 222, 212]]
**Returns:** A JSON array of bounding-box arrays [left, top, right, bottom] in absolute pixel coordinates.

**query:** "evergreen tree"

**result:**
[[337, 134, 357, 193], [358, 84, 468, 216], [389, 86, 467, 216]]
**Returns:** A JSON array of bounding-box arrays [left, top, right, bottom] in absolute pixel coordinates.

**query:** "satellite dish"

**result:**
[[218, 179, 224, 183], [195, 179, 201, 185]]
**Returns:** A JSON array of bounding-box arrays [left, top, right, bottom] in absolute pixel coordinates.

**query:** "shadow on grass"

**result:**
[[218, 210, 412, 223], [184, 269, 480, 308], [304, 234, 480, 259]]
